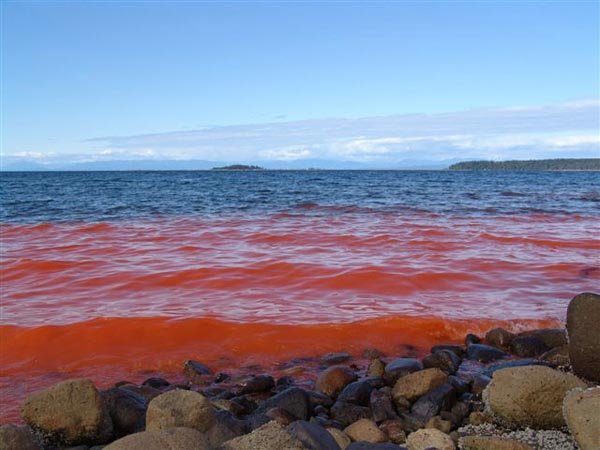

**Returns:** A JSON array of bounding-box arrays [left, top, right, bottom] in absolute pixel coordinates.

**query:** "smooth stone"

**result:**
[[465, 334, 481, 346], [141, 377, 170, 389], [237, 375, 275, 394], [330, 401, 372, 427], [265, 407, 297, 426], [206, 409, 245, 446], [481, 359, 549, 377], [347, 443, 407, 450], [384, 359, 424, 385], [322, 352, 352, 365], [101, 387, 147, 438], [484, 328, 516, 349], [254, 387, 310, 420], [430, 345, 464, 357], [307, 390, 334, 408], [483, 365, 587, 429], [567, 292, 600, 382], [509, 336, 549, 357], [146, 389, 215, 432], [460, 435, 533, 450], [104, 427, 211, 450], [338, 381, 374, 406], [406, 428, 455, 450], [370, 388, 398, 423], [465, 344, 507, 363], [221, 421, 305, 450], [315, 366, 358, 397], [21, 378, 113, 446], [422, 350, 461, 375], [410, 384, 456, 422], [328, 428, 352, 449], [287, 420, 342, 450], [518, 328, 567, 349], [118, 384, 162, 403], [0, 424, 40, 450], [392, 368, 447, 402], [562, 387, 600, 450], [344, 418, 386, 443]]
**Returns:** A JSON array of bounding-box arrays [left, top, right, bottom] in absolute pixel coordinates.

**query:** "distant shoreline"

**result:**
[[448, 158, 600, 171]]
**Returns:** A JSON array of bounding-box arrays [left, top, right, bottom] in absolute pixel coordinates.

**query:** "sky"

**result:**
[[1, 0, 599, 168]]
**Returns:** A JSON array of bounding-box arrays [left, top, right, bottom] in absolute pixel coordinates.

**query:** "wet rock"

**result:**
[[380, 419, 407, 444], [221, 421, 305, 450], [540, 345, 570, 368], [315, 366, 358, 397], [368, 359, 386, 378], [411, 384, 456, 422], [465, 344, 506, 363], [104, 427, 211, 450], [422, 351, 461, 375], [465, 334, 481, 346], [567, 292, 600, 382], [392, 368, 447, 402], [328, 428, 352, 449], [483, 365, 587, 428], [384, 359, 423, 385], [370, 388, 398, 423], [518, 328, 567, 349], [146, 389, 215, 432], [287, 420, 342, 450], [142, 377, 170, 389], [101, 387, 147, 438], [460, 435, 534, 450], [563, 387, 600, 450], [21, 379, 113, 446], [255, 387, 310, 420], [338, 381, 374, 406], [330, 401, 372, 427], [344, 418, 386, 443], [509, 336, 549, 357], [322, 352, 352, 365], [406, 428, 455, 450], [237, 374, 275, 394], [0, 424, 40, 450], [430, 345, 464, 357], [484, 328, 515, 349]]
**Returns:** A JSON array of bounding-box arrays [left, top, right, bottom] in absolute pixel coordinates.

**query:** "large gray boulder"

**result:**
[[483, 366, 587, 429], [563, 387, 600, 450], [567, 292, 600, 382], [21, 379, 113, 446], [0, 424, 40, 450], [104, 427, 211, 450], [146, 389, 215, 432]]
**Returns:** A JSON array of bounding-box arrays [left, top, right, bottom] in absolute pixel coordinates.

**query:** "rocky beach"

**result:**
[[1, 292, 598, 450]]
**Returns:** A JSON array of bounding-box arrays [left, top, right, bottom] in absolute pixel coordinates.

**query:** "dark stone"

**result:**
[[423, 350, 462, 374], [244, 413, 271, 431], [202, 386, 231, 398], [481, 358, 549, 377], [470, 374, 491, 396], [237, 374, 275, 394], [230, 395, 258, 415], [518, 328, 567, 349], [431, 345, 465, 357], [397, 412, 427, 433], [364, 376, 386, 389], [141, 377, 170, 389], [214, 372, 229, 383], [183, 360, 213, 384], [254, 387, 310, 420], [287, 420, 342, 450], [212, 409, 246, 442], [309, 416, 344, 429], [307, 390, 334, 409], [447, 401, 470, 427], [321, 352, 351, 365], [411, 383, 456, 421], [540, 345, 570, 367], [348, 443, 407, 450], [370, 388, 398, 423], [101, 387, 147, 438], [465, 344, 507, 363], [118, 384, 161, 403], [465, 334, 481, 346], [484, 328, 515, 349], [510, 336, 550, 357], [379, 419, 407, 444], [567, 292, 600, 382], [447, 376, 469, 394], [330, 400, 372, 426], [383, 358, 423, 385], [276, 376, 295, 390], [337, 380, 374, 406]]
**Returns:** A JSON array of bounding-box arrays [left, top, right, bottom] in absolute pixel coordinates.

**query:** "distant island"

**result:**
[[211, 164, 265, 171], [448, 158, 600, 171]]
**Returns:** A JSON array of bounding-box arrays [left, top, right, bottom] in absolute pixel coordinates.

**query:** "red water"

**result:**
[[1, 212, 598, 422]]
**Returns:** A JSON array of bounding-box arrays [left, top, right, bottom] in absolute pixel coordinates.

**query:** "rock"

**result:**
[[220, 421, 306, 450], [422, 351, 461, 375], [315, 366, 357, 397], [406, 428, 455, 450], [431, 345, 464, 357], [308, 390, 334, 409], [465, 344, 506, 363], [21, 379, 113, 446], [344, 419, 386, 443], [483, 365, 587, 428], [142, 377, 170, 389], [238, 375, 275, 394], [338, 381, 374, 406], [425, 416, 451, 434], [330, 401, 372, 427], [370, 388, 398, 423], [206, 409, 245, 446], [481, 359, 548, 378], [484, 328, 515, 349], [509, 336, 549, 357], [101, 387, 147, 438], [328, 428, 352, 449], [460, 435, 533, 450], [347, 443, 406, 450], [146, 389, 215, 432], [287, 420, 342, 450], [380, 419, 406, 444], [540, 345, 570, 367], [254, 387, 310, 420], [518, 328, 567, 349], [410, 384, 456, 422], [265, 407, 297, 426], [322, 352, 351, 365], [567, 292, 600, 382], [562, 387, 600, 450], [384, 359, 424, 385], [0, 424, 40, 450], [465, 334, 481, 346], [392, 368, 447, 402], [368, 359, 386, 378], [183, 359, 212, 379], [104, 427, 211, 450], [119, 384, 162, 403], [468, 411, 492, 425]]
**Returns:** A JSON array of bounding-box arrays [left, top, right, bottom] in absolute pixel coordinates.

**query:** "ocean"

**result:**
[[1, 170, 599, 421]]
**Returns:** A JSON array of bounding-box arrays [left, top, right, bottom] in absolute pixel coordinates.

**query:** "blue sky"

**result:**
[[2, 1, 599, 167]]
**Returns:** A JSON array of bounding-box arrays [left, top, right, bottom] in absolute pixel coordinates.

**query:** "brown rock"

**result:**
[[425, 415, 451, 434], [563, 387, 600, 450], [392, 368, 447, 402], [21, 379, 113, 446], [265, 407, 296, 426], [104, 427, 211, 450], [518, 328, 567, 349], [327, 428, 351, 449], [485, 328, 516, 349], [567, 292, 600, 382], [460, 435, 533, 450], [406, 428, 455, 450], [379, 420, 406, 444], [367, 358, 386, 378], [221, 421, 305, 450], [0, 424, 40, 450], [146, 389, 215, 432], [344, 418, 387, 443], [315, 365, 357, 397], [540, 345, 570, 368]]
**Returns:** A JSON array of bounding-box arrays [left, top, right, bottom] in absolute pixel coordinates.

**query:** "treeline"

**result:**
[[448, 158, 600, 171], [211, 165, 265, 170]]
